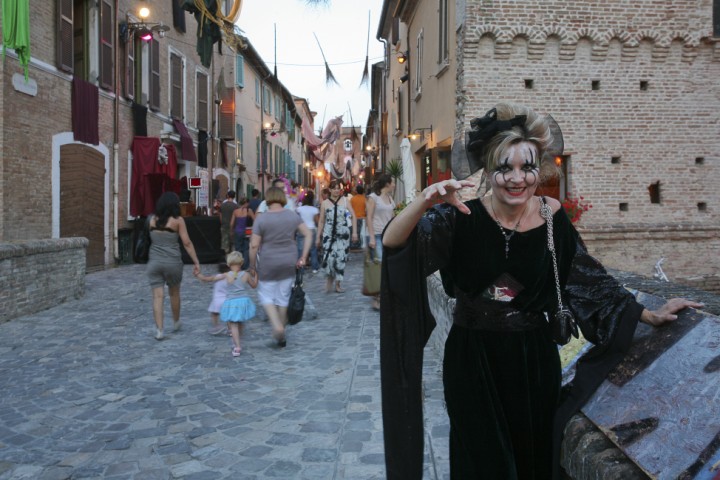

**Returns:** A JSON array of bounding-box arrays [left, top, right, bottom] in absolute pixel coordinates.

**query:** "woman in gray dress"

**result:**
[[248, 187, 312, 347], [146, 192, 201, 340]]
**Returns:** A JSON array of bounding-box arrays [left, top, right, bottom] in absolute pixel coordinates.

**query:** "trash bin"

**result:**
[[117, 228, 133, 265]]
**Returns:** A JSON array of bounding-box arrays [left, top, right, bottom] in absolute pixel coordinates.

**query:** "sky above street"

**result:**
[[237, 0, 386, 133]]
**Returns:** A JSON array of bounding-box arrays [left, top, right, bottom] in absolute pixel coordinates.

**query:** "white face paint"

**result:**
[[489, 141, 540, 208]]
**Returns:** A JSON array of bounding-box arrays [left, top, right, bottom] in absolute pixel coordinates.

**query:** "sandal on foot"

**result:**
[[208, 325, 225, 335], [232, 347, 242, 357], [155, 329, 165, 341], [172, 321, 182, 332]]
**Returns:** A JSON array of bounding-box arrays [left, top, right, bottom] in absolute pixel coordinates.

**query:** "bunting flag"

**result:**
[[360, 11, 370, 87], [313, 32, 340, 87], [301, 115, 343, 162]]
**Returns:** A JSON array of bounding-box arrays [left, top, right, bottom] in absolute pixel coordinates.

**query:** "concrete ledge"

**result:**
[[0, 238, 88, 323], [424, 270, 719, 479]]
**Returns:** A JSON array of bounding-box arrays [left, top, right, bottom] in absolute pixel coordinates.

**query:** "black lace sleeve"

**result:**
[[565, 238, 642, 348], [415, 202, 458, 277]]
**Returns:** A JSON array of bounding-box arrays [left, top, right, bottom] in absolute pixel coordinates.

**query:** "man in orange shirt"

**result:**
[[349, 185, 367, 250]]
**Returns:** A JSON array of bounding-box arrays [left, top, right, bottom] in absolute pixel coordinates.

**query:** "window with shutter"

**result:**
[[125, 37, 135, 99], [255, 78, 260, 106], [56, 0, 74, 73], [256, 136, 260, 170], [438, 0, 449, 64], [235, 124, 244, 164], [235, 54, 245, 88], [170, 52, 184, 120], [99, 0, 114, 90], [219, 87, 235, 140], [149, 39, 161, 111], [196, 71, 208, 130], [263, 86, 271, 114], [392, 17, 400, 46]]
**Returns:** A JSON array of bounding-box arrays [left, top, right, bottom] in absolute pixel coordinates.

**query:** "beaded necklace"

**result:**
[[489, 196, 529, 259]]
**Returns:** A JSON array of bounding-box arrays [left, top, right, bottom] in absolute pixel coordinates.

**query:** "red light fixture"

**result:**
[[137, 27, 153, 42]]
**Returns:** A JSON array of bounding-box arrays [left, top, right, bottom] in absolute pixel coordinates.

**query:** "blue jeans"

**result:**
[[297, 228, 319, 270], [367, 233, 383, 261], [234, 233, 249, 268]]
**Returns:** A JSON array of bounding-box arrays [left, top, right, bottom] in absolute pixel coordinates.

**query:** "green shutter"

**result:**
[[256, 136, 260, 170], [235, 54, 244, 88]]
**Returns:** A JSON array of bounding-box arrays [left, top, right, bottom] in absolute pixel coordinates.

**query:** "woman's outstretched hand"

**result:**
[[421, 180, 475, 215], [641, 298, 704, 326]]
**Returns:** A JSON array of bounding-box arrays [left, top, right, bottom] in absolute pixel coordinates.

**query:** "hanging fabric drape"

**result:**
[[2, 0, 31, 80], [301, 115, 343, 162]]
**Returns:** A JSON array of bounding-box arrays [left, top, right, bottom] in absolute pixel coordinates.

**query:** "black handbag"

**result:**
[[287, 268, 305, 325], [134, 216, 151, 264], [539, 197, 579, 345]]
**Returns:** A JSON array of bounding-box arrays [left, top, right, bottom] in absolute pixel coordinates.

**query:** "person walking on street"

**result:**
[[248, 187, 312, 348], [198, 262, 231, 336], [146, 192, 201, 341], [220, 190, 238, 253], [365, 174, 396, 310], [350, 185, 367, 250], [248, 189, 262, 215], [256, 178, 296, 214], [196, 252, 258, 357], [230, 196, 254, 266], [317, 180, 358, 293], [296, 191, 320, 273]]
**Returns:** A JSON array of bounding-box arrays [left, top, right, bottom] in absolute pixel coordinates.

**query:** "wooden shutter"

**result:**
[[149, 39, 160, 110], [170, 53, 183, 119], [126, 38, 135, 99], [256, 136, 260, 170], [218, 87, 235, 140], [235, 54, 244, 88], [99, 0, 114, 90], [235, 124, 243, 164], [197, 72, 208, 130], [56, 0, 74, 73], [392, 17, 400, 45]]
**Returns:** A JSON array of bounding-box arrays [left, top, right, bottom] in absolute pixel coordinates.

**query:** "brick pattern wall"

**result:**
[[1, 0, 229, 250], [459, 0, 720, 290], [0, 238, 87, 323]]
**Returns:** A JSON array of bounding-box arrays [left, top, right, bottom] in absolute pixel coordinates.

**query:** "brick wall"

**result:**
[[0, 238, 87, 323], [459, 0, 720, 292]]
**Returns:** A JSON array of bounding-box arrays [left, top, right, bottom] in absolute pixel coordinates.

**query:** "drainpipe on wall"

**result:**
[[112, 0, 120, 263]]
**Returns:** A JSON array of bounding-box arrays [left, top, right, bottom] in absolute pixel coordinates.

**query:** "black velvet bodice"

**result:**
[[434, 198, 578, 313]]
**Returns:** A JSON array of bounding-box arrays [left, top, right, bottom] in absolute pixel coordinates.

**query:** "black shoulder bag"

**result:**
[[287, 268, 306, 325]]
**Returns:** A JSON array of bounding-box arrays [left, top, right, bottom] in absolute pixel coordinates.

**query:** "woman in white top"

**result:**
[[296, 191, 320, 272], [365, 174, 396, 310]]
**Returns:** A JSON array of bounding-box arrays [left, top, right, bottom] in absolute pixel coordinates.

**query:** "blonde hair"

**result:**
[[264, 186, 287, 207], [226, 251, 244, 267], [483, 103, 558, 183]]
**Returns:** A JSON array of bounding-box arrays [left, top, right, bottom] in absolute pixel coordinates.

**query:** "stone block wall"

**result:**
[[0, 238, 87, 323]]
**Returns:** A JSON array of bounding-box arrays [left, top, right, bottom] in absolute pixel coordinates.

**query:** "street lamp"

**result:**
[[121, 4, 170, 42], [408, 124, 433, 142]]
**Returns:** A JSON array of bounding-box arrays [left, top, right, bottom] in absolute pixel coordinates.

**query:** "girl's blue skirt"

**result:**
[[220, 297, 256, 323]]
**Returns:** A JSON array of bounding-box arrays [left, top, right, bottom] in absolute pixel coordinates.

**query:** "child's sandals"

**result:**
[[232, 346, 242, 357]]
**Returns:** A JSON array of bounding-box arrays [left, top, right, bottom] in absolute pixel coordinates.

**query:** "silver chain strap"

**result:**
[[539, 200, 565, 311]]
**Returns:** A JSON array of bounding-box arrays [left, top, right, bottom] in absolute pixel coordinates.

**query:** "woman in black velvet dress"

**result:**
[[379, 103, 701, 479]]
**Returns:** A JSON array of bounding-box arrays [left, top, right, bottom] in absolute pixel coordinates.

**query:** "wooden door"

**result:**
[[60, 144, 105, 269]]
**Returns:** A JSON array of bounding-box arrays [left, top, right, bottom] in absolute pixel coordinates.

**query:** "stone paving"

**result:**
[[0, 252, 450, 480]]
